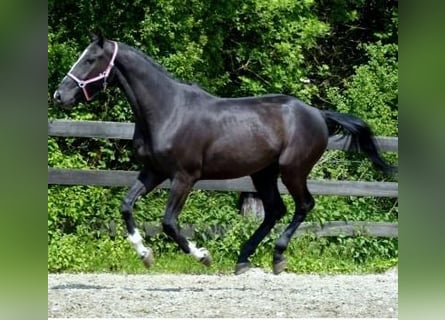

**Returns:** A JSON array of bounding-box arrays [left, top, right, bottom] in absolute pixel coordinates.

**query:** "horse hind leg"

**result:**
[[235, 165, 287, 275], [273, 171, 314, 275]]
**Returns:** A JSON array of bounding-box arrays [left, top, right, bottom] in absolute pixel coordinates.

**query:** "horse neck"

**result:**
[[113, 44, 179, 126]]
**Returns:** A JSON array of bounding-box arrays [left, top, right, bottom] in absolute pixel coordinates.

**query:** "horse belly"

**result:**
[[201, 138, 279, 179]]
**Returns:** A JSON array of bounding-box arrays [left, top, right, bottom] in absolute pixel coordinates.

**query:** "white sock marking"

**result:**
[[128, 229, 149, 257], [188, 241, 209, 260]]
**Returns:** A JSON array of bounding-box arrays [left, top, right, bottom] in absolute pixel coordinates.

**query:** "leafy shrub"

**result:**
[[327, 41, 398, 137]]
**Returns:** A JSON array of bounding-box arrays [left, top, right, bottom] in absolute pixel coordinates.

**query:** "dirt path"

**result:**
[[48, 268, 397, 318]]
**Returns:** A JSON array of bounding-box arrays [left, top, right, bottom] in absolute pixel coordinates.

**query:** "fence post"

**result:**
[[239, 192, 265, 219]]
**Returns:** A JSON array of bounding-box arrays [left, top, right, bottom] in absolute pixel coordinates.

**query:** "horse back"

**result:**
[[195, 94, 328, 178]]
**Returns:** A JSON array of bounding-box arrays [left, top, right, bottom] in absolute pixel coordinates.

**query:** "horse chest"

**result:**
[[134, 136, 179, 169], [133, 127, 170, 158]]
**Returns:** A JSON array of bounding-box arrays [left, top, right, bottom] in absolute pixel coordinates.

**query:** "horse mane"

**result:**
[[119, 42, 193, 86]]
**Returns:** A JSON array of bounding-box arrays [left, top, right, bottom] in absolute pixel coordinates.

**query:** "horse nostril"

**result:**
[[54, 91, 61, 102], [53, 90, 61, 102]]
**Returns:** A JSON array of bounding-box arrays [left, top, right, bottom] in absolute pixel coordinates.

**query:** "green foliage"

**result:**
[[48, 0, 398, 274], [284, 236, 398, 273], [48, 211, 398, 274], [320, 40, 399, 181], [327, 41, 398, 136]]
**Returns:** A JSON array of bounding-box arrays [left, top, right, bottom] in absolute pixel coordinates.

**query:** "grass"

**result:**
[[48, 233, 398, 275], [48, 188, 398, 275]]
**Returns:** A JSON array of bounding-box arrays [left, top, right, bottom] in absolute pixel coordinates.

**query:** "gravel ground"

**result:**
[[48, 268, 397, 318]]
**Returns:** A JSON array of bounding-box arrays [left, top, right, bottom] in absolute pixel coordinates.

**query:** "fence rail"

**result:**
[[48, 167, 398, 197], [48, 119, 398, 238], [48, 119, 398, 152], [103, 221, 398, 239]]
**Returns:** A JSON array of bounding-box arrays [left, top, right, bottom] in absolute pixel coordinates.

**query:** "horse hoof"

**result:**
[[200, 254, 212, 267], [234, 262, 251, 275], [141, 250, 154, 269], [272, 259, 287, 275]]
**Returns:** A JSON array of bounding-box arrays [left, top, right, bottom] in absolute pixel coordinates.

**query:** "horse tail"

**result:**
[[322, 110, 396, 175]]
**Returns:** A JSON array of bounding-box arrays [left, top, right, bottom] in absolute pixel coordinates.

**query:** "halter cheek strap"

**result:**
[[67, 41, 118, 101]]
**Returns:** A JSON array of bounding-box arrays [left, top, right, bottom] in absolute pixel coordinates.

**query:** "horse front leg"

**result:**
[[121, 169, 165, 268], [162, 174, 212, 266]]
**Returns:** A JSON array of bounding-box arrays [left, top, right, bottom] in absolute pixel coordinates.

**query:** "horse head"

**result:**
[[53, 33, 118, 107]]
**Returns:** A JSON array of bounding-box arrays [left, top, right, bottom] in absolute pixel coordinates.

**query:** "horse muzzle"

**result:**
[[53, 89, 78, 108]]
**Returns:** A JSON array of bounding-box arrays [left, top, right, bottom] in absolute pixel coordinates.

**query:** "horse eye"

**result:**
[[86, 58, 95, 64]]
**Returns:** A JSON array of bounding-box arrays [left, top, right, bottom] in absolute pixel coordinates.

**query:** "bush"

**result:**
[[327, 41, 398, 136]]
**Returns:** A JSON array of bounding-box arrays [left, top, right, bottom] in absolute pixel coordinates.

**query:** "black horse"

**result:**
[[54, 34, 395, 275]]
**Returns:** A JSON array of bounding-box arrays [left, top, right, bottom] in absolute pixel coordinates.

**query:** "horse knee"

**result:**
[[268, 202, 286, 222], [263, 198, 286, 222], [302, 195, 315, 212], [121, 199, 132, 216]]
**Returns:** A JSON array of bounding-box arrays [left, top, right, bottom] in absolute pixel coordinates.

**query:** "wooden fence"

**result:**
[[48, 119, 398, 238]]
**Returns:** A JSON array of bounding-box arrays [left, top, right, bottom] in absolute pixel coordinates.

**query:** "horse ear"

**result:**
[[89, 31, 105, 47], [97, 33, 105, 48], [89, 32, 98, 42]]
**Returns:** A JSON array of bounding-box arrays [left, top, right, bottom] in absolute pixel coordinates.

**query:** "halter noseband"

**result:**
[[67, 41, 118, 101]]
